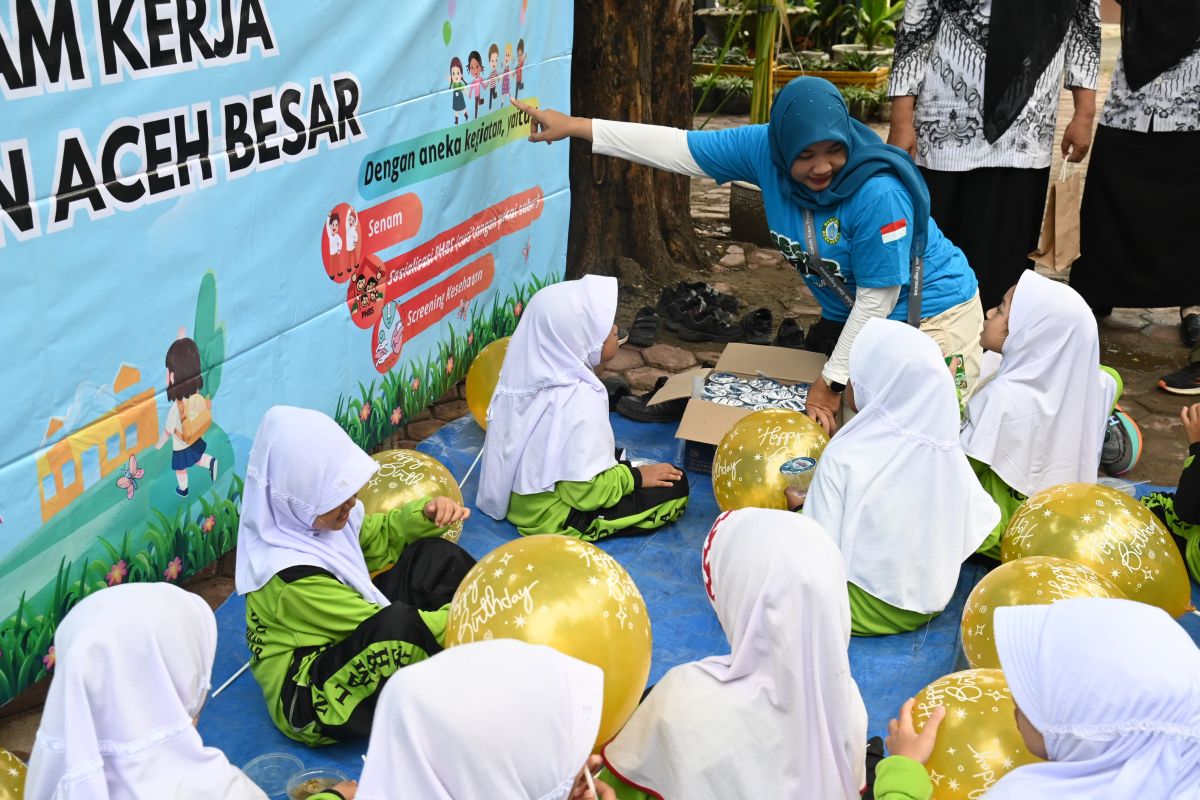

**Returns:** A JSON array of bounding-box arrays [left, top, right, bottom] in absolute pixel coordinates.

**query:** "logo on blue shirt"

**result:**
[[821, 216, 841, 245]]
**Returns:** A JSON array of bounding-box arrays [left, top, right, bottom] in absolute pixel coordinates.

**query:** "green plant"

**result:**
[[836, 49, 889, 72], [851, 0, 905, 50], [194, 271, 227, 400], [796, 0, 854, 53], [839, 84, 886, 120]]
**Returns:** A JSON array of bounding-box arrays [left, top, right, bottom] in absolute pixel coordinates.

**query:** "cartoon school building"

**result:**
[[36, 365, 158, 523]]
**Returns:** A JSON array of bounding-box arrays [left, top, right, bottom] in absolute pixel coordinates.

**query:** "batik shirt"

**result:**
[[889, 0, 1101, 170], [1100, 44, 1200, 133]]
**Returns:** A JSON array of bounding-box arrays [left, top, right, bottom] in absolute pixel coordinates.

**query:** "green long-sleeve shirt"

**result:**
[[872, 756, 934, 799], [244, 498, 450, 745]]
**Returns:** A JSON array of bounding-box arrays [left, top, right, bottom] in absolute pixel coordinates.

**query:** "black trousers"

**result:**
[[283, 538, 476, 741], [920, 165, 1050, 310]]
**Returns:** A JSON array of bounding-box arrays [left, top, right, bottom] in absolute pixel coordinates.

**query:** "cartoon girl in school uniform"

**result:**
[[156, 333, 217, 497], [450, 56, 467, 124]]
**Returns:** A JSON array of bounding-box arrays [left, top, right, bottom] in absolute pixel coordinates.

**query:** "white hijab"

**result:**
[[988, 598, 1200, 799], [805, 318, 1000, 613], [477, 276, 619, 519], [602, 509, 868, 800], [355, 639, 603, 800], [961, 271, 1115, 497], [25, 584, 267, 800], [235, 405, 387, 606]]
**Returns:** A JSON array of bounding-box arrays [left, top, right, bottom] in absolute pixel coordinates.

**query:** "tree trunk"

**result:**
[[566, 0, 707, 281]]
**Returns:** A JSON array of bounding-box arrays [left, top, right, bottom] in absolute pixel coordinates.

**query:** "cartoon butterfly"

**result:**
[[115, 454, 145, 500], [521, 238, 531, 264], [456, 300, 469, 320]]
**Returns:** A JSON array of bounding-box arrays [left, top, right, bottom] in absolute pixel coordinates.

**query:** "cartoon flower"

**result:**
[[359, 402, 372, 421], [412, 377, 421, 391], [164, 557, 183, 582], [467, 331, 475, 346], [390, 407, 403, 426], [514, 301, 523, 317], [201, 515, 216, 534], [105, 560, 128, 587], [446, 356, 455, 375], [42, 646, 55, 671]]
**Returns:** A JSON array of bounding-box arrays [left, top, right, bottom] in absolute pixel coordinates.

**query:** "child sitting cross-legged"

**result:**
[[877, 597, 1200, 799], [796, 317, 1000, 636], [478, 275, 690, 540], [961, 271, 1119, 557], [236, 406, 476, 746]]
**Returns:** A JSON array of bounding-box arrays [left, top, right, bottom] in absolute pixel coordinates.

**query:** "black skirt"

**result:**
[[1069, 124, 1200, 310], [920, 165, 1050, 310]]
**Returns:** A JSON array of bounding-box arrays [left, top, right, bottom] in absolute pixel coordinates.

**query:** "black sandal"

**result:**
[[628, 307, 660, 347]]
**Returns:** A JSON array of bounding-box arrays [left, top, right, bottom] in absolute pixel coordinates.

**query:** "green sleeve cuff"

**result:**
[[874, 756, 933, 800]]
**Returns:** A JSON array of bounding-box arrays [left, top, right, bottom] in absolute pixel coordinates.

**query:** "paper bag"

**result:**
[[1028, 165, 1082, 272]]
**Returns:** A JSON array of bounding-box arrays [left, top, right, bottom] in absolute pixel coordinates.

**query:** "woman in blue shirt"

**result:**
[[513, 77, 983, 434]]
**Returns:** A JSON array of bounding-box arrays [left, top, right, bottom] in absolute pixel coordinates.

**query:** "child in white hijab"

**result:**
[[880, 597, 1200, 799], [478, 275, 689, 540], [801, 318, 1000, 635], [355, 639, 606, 800], [598, 509, 880, 800], [24, 583, 348, 800], [962, 271, 1117, 556], [235, 406, 475, 746]]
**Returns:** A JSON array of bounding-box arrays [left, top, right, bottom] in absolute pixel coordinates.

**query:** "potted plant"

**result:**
[[850, 0, 904, 58], [840, 83, 881, 121]]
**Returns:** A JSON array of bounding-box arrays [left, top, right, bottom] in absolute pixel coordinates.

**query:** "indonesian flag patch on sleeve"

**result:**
[[880, 219, 908, 244]]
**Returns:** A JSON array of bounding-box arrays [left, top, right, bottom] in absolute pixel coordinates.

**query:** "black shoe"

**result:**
[[659, 291, 706, 332], [1100, 406, 1141, 477], [616, 328, 630, 347], [740, 308, 773, 345], [628, 307, 660, 347], [774, 317, 806, 349], [601, 376, 632, 411], [1182, 313, 1200, 348], [679, 281, 739, 312], [617, 377, 688, 422], [1160, 361, 1200, 395], [678, 305, 742, 342]]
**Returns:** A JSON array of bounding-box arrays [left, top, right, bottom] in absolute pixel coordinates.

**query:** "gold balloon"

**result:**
[[0, 747, 26, 800], [961, 556, 1123, 669], [711, 409, 829, 512], [1002, 483, 1192, 617], [465, 337, 510, 429], [445, 535, 652, 751], [360, 449, 464, 543], [913, 669, 1043, 798]]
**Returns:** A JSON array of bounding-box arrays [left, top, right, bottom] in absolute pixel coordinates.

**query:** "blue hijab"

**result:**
[[767, 77, 930, 272]]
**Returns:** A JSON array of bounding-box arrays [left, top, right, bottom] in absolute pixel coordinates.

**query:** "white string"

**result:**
[[210, 660, 249, 698], [458, 445, 485, 488]]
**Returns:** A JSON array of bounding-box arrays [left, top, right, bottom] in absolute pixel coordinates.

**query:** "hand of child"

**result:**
[[331, 779, 358, 799], [1182, 404, 1200, 445], [638, 463, 683, 488], [568, 756, 615, 800], [885, 698, 945, 765], [784, 487, 807, 512], [806, 379, 842, 436], [423, 496, 471, 527]]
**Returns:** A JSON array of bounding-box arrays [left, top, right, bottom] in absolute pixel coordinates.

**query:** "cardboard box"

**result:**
[[648, 343, 831, 474]]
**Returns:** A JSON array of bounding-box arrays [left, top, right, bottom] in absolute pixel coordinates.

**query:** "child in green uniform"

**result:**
[[235, 406, 475, 746], [878, 598, 1200, 798], [25, 583, 349, 800], [961, 271, 1118, 556], [477, 275, 689, 540], [355, 639, 608, 799], [599, 509, 871, 800], [1142, 403, 1200, 581], [799, 318, 1000, 636]]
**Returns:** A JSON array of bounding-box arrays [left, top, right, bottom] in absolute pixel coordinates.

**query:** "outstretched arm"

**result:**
[[512, 99, 720, 180]]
